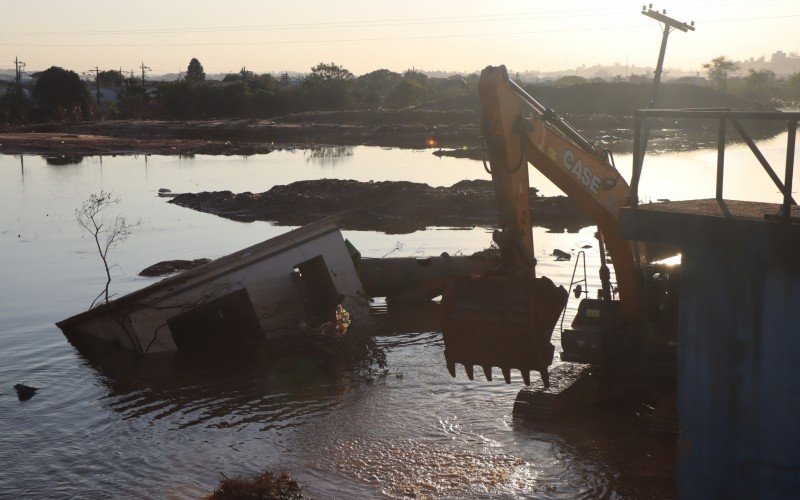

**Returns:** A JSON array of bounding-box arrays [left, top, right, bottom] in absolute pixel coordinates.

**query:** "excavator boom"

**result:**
[[442, 65, 643, 386]]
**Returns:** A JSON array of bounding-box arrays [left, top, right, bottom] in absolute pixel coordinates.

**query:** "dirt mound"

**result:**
[[273, 108, 477, 127], [169, 179, 591, 234]]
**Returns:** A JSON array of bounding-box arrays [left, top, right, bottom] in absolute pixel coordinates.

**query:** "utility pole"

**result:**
[[641, 4, 695, 108], [89, 66, 102, 109], [636, 5, 694, 166], [14, 56, 26, 90], [140, 62, 150, 85]]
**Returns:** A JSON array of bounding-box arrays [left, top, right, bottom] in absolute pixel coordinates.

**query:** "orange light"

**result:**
[[426, 137, 438, 147]]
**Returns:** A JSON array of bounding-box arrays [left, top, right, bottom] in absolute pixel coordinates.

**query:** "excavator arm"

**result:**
[[441, 65, 643, 386], [479, 65, 642, 323]]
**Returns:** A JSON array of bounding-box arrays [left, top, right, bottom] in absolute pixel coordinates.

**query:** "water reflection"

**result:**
[[0, 149, 689, 498], [69, 302, 440, 431], [43, 154, 85, 166], [73, 337, 352, 430], [305, 146, 354, 167]]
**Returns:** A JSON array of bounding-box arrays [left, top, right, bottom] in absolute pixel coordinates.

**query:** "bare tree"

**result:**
[[76, 191, 140, 308]]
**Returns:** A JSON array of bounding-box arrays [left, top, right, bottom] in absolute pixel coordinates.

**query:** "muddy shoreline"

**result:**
[[1, 115, 784, 158], [0, 117, 478, 156], [0, 131, 281, 156], [169, 179, 592, 233]]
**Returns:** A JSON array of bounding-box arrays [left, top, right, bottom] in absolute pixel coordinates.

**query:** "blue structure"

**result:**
[[622, 109, 799, 497], [622, 199, 800, 497]]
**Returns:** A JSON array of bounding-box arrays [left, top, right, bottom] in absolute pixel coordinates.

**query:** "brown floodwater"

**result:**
[[1, 139, 794, 498]]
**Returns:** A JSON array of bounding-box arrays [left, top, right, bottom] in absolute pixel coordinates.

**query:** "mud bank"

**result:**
[[169, 179, 592, 233], [1, 116, 478, 155], [0, 131, 278, 156]]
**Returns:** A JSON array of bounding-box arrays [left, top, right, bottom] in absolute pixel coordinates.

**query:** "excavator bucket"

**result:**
[[441, 274, 568, 386]]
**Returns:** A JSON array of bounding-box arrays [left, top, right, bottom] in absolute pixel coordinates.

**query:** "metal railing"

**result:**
[[630, 109, 800, 219]]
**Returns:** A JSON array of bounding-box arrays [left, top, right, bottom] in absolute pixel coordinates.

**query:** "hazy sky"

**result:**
[[1, 0, 797, 76]]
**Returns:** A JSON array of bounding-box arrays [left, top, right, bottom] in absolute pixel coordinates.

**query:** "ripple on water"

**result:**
[[313, 436, 611, 499]]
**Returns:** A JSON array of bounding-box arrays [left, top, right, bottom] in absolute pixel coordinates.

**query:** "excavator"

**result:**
[[442, 65, 679, 387]]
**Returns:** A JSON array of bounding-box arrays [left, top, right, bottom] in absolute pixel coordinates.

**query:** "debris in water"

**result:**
[[552, 249, 571, 261], [357, 251, 501, 304], [139, 258, 211, 277], [206, 470, 305, 499], [57, 219, 374, 355], [14, 384, 38, 401], [296, 304, 388, 381]]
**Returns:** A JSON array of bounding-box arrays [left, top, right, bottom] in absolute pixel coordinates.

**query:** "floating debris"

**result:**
[[207, 470, 305, 500], [57, 219, 374, 354], [139, 259, 211, 277], [14, 384, 38, 401], [552, 249, 571, 261]]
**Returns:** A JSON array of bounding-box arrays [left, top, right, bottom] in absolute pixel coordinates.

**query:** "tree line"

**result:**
[[0, 58, 475, 125], [702, 55, 800, 105], [1, 56, 799, 126]]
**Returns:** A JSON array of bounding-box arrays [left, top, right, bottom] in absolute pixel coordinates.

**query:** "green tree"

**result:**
[[120, 85, 150, 119], [223, 67, 256, 83], [356, 69, 401, 107], [156, 80, 200, 118], [556, 75, 589, 86], [33, 66, 91, 121], [302, 62, 356, 110], [703, 56, 739, 92], [0, 89, 31, 124], [743, 69, 776, 103], [278, 72, 292, 89], [308, 62, 353, 81], [186, 58, 206, 83], [387, 78, 426, 108], [97, 70, 125, 88], [785, 72, 800, 102]]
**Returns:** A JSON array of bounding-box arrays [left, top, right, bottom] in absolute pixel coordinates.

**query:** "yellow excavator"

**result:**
[[442, 65, 679, 387]]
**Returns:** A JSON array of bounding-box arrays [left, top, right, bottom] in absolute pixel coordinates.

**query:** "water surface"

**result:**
[[1, 138, 794, 498]]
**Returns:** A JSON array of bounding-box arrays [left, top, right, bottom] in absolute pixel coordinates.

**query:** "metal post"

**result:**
[[638, 8, 694, 163], [650, 27, 671, 108], [716, 118, 726, 201], [784, 120, 797, 218], [632, 115, 642, 206]]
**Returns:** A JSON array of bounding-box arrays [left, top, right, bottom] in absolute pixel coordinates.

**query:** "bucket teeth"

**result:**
[[501, 367, 512, 384], [521, 370, 531, 386], [447, 361, 456, 378], [464, 364, 475, 381], [482, 365, 492, 381]]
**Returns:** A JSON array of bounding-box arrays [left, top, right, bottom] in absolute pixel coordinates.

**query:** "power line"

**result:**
[[0, 11, 635, 37], [699, 13, 800, 22], [0, 8, 635, 36], [0, 0, 780, 38], [0, 24, 652, 48]]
